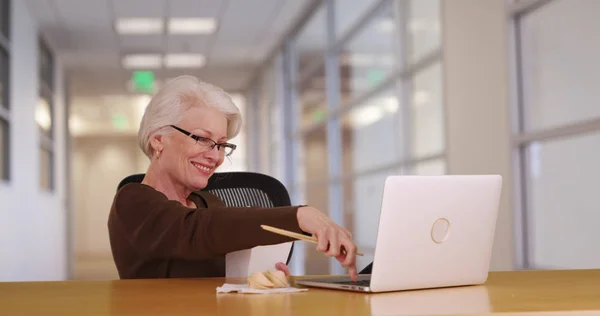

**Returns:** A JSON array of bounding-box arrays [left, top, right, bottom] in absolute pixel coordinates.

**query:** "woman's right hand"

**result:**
[[296, 206, 358, 281]]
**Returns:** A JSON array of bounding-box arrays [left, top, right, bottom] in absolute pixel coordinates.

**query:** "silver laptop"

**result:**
[[296, 175, 503, 293]]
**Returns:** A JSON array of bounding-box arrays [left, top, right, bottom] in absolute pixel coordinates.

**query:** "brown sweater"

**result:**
[[107, 183, 303, 279]]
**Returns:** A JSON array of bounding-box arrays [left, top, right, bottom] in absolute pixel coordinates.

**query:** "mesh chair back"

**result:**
[[117, 172, 291, 208], [117, 171, 295, 264], [203, 172, 291, 208]]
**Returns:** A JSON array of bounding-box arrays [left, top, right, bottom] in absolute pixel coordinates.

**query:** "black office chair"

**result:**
[[117, 171, 296, 265], [117, 172, 373, 274]]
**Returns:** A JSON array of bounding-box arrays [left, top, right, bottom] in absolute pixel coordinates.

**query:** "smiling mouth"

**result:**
[[191, 162, 213, 173]]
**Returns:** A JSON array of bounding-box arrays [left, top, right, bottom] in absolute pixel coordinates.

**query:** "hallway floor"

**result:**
[[73, 256, 119, 280]]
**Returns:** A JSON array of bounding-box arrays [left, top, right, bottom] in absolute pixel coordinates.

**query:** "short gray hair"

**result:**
[[138, 75, 242, 158]]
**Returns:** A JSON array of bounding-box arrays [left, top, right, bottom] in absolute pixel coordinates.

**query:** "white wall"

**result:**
[[0, 0, 68, 281], [442, 0, 514, 271], [72, 136, 148, 259]]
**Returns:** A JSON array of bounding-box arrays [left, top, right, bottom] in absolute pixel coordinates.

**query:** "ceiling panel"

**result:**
[[208, 47, 257, 66], [112, 0, 166, 18], [61, 50, 120, 69], [248, 0, 315, 62], [211, 0, 281, 46], [26, 0, 58, 25], [27, 0, 313, 97], [267, 0, 308, 37], [54, 0, 112, 26], [119, 35, 165, 53], [38, 25, 76, 52], [69, 30, 117, 51], [167, 35, 211, 53], [70, 69, 129, 95], [168, 0, 222, 17]]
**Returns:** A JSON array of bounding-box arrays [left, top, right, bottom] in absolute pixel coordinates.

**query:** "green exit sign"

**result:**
[[132, 71, 155, 93]]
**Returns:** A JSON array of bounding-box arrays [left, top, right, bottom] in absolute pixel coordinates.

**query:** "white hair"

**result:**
[[138, 75, 242, 158]]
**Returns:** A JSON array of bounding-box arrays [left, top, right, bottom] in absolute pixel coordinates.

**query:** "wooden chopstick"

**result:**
[[261, 225, 364, 256]]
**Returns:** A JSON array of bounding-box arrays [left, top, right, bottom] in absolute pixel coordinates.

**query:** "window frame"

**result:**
[[508, 0, 600, 269], [38, 36, 55, 191], [0, 0, 10, 182]]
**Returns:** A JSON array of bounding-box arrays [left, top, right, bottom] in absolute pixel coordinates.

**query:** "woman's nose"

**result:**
[[203, 146, 220, 160]]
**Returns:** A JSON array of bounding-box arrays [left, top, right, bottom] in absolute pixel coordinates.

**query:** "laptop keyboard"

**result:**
[[332, 279, 371, 287]]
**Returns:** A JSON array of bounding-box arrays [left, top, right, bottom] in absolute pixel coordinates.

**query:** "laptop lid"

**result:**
[[369, 175, 502, 292]]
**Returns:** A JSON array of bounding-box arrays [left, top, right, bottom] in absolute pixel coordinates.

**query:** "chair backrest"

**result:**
[[117, 172, 291, 207], [117, 171, 295, 264]]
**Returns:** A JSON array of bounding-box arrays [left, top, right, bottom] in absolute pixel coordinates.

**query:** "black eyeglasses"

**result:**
[[169, 125, 237, 156]]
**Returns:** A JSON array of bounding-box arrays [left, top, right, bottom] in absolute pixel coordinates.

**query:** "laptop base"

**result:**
[[296, 275, 372, 293]]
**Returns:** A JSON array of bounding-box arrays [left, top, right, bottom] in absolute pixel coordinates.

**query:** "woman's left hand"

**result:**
[[275, 262, 291, 276]]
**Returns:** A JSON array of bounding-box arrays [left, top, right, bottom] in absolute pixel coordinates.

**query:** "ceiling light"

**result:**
[[380, 97, 399, 113], [115, 18, 163, 34], [168, 18, 217, 34], [69, 115, 85, 136], [164, 54, 206, 68], [122, 54, 162, 69], [350, 105, 384, 128], [36, 97, 52, 131]]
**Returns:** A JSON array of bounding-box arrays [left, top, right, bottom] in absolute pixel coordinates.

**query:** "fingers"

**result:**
[[349, 265, 358, 282], [341, 239, 357, 268], [275, 262, 291, 276], [341, 227, 352, 238], [315, 228, 329, 253], [325, 229, 340, 257], [336, 251, 358, 282]]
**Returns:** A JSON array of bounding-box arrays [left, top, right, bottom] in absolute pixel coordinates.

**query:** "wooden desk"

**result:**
[[1, 269, 600, 315]]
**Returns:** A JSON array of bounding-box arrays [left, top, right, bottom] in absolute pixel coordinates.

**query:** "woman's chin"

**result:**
[[189, 174, 211, 190]]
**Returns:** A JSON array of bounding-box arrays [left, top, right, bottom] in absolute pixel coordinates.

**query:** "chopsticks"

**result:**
[[261, 225, 364, 256]]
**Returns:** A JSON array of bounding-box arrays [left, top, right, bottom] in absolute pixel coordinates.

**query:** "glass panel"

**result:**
[[344, 168, 398, 270], [407, 0, 441, 63], [242, 88, 257, 170], [39, 40, 54, 90], [258, 65, 274, 174], [36, 96, 53, 138], [302, 126, 329, 212], [40, 147, 52, 190], [525, 131, 600, 269], [298, 63, 326, 128], [0, 118, 7, 180], [520, 0, 600, 131], [411, 158, 446, 175], [0, 0, 8, 40], [334, 0, 379, 38], [0, 48, 7, 109], [342, 86, 404, 174], [296, 5, 327, 129], [267, 58, 284, 180], [301, 126, 330, 275], [296, 4, 327, 70], [410, 62, 444, 158], [339, 0, 399, 102]]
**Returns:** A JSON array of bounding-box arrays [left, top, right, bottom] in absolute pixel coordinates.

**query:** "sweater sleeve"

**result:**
[[111, 184, 303, 261]]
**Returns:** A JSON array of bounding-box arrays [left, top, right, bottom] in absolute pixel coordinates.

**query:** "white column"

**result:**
[[441, 0, 515, 271]]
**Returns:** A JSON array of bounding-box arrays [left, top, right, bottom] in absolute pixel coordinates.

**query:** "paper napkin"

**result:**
[[216, 283, 308, 294]]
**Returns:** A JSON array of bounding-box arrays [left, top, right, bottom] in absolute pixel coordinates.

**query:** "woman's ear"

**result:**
[[150, 134, 164, 156]]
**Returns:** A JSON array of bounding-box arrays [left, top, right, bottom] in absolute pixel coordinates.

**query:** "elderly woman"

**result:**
[[108, 76, 358, 281]]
